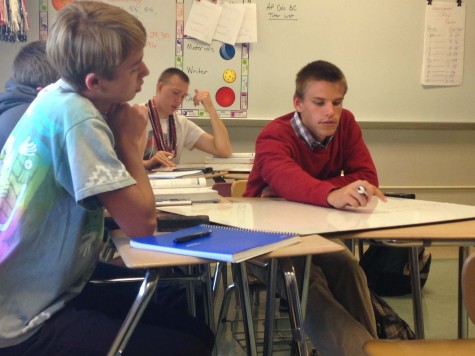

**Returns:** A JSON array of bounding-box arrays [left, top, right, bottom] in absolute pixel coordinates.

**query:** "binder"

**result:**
[[130, 224, 301, 263]]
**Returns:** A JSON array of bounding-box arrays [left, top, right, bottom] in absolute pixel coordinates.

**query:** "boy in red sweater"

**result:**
[[245, 60, 386, 356]]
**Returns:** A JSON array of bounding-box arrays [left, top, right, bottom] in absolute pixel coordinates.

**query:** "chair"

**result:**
[[363, 252, 475, 356], [216, 179, 313, 355], [231, 179, 248, 198], [211, 181, 232, 197], [98, 215, 213, 320], [211, 179, 247, 199]]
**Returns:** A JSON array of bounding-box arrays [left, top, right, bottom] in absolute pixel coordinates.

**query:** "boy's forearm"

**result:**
[[207, 107, 233, 156]]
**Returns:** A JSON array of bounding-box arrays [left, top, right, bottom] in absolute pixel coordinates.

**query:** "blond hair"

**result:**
[[46, 1, 147, 91]]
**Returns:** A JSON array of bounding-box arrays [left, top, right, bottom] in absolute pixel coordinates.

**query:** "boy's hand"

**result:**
[[193, 89, 214, 113], [107, 103, 148, 154], [143, 151, 176, 170], [327, 180, 387, 209]]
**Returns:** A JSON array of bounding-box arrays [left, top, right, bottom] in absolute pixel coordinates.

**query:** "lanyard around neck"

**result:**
[[146, 97, 177, 154]]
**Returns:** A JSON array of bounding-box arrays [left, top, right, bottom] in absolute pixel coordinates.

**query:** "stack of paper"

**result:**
[[149, 172, 219, 204], [204, 152, 255, 164]]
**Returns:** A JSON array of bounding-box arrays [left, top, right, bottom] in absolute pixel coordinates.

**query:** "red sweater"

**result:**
[[244, 110, 379, 207]]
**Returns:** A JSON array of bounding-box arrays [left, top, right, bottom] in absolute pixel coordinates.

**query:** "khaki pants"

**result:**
[[248, 239, 376, 356]]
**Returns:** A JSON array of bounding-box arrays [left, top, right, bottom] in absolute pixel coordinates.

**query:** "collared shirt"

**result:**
[[290, 111, 333, 150]]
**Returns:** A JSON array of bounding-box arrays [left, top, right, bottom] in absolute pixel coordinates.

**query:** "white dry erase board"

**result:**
[[46, 0, 475, 123], [158, 197, 475, 235]]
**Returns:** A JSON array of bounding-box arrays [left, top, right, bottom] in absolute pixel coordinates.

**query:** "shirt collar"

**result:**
[[290, 112, 333, 150]]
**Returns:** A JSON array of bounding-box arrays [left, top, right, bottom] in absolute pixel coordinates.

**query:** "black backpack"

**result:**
[[360, 245, 432, 296], [370, 289, 416, 340]]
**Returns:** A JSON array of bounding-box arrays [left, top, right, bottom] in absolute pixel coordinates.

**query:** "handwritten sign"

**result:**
[[265, 1, 299, 21], [421, 2, 466, 86]]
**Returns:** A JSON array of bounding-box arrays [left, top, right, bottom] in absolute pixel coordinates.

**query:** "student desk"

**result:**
[[107, 228, 343, 356], [158, 197, 475, 341], [325, 219, 475, 340]]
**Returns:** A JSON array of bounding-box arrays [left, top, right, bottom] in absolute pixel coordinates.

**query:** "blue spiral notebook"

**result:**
[[130, 224, 301, 263]]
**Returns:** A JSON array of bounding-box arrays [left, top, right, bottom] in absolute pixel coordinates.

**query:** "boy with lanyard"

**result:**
[[245, 60, 387, 356], [142, 67, 232, 170], [0, 2, 213, 355]]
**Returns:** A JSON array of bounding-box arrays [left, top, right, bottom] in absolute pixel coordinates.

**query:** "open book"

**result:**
[[130, 224, 301, 263]]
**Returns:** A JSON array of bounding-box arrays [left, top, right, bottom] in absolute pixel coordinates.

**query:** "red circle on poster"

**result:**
[[215, 87, 235, 108]]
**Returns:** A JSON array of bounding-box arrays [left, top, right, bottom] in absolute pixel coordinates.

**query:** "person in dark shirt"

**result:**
[[0, 40, 59, 150]]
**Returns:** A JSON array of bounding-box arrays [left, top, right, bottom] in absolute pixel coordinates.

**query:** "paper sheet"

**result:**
[[184, 0, 222, 44], [213, 3, 246, 45], [184, 1, 257, 45], [148, 170, 203, 179], [421, 2, 466, 86], [236, 4, 258, 43]]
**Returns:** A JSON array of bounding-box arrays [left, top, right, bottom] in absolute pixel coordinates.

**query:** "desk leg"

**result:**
[[300, 256, 311, 320], [408, 247, 424, 339], [202, 264, 216, 334], [185, 265, 197, 317], [107, 269, 160, 356], [232, 263, 258, 356], [263, 259, 277, 356], [458, 246, 470, 339], [279, 258, 309, 356]]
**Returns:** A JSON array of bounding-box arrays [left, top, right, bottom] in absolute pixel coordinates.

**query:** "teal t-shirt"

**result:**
[[0, 80, 136, 347]]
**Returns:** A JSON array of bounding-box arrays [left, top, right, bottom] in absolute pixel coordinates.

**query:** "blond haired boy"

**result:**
[[0, 2, 213, 354]]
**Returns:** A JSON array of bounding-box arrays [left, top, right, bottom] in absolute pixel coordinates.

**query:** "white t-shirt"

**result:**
[[143, 112, 205, 163]]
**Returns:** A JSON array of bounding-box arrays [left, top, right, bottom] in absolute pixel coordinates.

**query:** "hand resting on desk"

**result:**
[[327, 180, 387, 209], [261, 179, 387, 210]]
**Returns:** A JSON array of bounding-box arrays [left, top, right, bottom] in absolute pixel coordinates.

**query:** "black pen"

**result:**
[[173, 230, 212, 243]]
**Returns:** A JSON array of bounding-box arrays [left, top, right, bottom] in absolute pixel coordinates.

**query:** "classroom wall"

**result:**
[[1, 0, 474, 205], [183, 120, 475, 206]]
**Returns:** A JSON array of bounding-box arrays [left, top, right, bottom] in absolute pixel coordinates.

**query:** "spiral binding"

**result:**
[[200, 224, 297, 236]]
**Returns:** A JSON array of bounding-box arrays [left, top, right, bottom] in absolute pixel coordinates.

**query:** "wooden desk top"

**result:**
[[324, 218, 475, 243], [110, 230, 343, 269], [111, 229, 212, 268]]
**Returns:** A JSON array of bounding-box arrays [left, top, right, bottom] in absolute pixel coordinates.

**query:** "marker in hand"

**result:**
[[357, 186, 368, 197], [173, 230, 212, 243]]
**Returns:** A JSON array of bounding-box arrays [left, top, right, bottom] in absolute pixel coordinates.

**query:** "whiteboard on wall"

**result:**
[[47, 0, 474, 123]]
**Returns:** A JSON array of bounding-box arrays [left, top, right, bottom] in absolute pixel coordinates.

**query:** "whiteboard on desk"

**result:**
[[158, 197, 475, 235], [48, 0, 475, 123]]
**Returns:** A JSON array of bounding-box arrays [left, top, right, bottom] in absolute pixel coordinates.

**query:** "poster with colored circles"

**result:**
[[175, 0, 249, 119]]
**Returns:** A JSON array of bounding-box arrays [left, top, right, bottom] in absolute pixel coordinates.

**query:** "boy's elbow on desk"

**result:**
[[121, 216, 156, 237]]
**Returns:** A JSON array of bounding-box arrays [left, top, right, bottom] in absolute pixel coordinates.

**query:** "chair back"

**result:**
[[212, 182, 232, 197], [231, 180, 248, 197], [462, 252, 475, 324]]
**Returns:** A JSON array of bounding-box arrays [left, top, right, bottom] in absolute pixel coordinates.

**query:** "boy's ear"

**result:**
[[156, 81, 164, 93], [84, 73, 101, 90], [293, 95, 303, 112]]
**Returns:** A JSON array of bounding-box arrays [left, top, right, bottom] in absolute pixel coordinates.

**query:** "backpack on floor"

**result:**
[[370, 289, 416, 340], [360, 245, 432, 296]]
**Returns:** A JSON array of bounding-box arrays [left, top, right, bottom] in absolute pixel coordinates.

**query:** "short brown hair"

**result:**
[[13, 41, 59, 88], [157, 67, 190, 86], [46, 1, 147, 91], [295, 60, 348, 99]]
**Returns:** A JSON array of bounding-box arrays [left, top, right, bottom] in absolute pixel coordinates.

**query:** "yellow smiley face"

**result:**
[[223, 69, 236, 83]]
